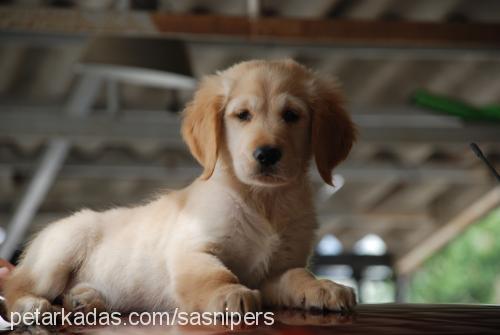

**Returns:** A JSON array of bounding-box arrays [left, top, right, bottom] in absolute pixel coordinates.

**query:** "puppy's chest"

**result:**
[[219, 213, 283, 287]]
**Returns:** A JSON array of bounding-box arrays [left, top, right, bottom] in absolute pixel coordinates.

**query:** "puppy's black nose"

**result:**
[[253, 146, 282, 166]]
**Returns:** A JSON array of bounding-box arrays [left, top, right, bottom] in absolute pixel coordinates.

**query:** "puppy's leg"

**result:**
[[4, 210, 98, 316], [260, 268, 356, 311], [171, 251, 261, 314], [63, 283, 106, 314]]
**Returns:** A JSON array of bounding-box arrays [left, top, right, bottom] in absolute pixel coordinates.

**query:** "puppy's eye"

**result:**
[[282, 109, 299, 123], [236, 109, 252, 122]]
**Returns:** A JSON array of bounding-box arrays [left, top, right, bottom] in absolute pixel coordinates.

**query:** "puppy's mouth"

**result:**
[[251, 167, 288, 185]]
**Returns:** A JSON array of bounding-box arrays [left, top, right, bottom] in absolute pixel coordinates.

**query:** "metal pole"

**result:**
[[0, 74, 102, 260], [247, 0, 260, 18], [396, 274, 410, 303], [106, 79, 120, 116], [0, 140, 69, 259]]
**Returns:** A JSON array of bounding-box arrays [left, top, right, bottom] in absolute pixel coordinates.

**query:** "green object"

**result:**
[[409, 208, 500, 304], [412, 89, 500, 122]]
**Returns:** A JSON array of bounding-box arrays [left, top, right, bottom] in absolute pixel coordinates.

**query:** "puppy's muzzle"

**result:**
[[253, 146, 282, 167]]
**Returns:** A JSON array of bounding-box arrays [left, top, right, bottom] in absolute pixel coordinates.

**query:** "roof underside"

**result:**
[[0, 0, 499, 273]]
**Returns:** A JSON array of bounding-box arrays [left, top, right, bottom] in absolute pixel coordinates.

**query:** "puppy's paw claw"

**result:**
[[63, 284, 106, 314], [208, 284, 261, 315], [300, 280, 356, 312]]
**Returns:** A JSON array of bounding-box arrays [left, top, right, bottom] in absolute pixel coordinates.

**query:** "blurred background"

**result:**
[[0, 0, 499, 304]]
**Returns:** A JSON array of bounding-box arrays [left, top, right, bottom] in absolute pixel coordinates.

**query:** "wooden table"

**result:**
[[10, 304, 500, 334]]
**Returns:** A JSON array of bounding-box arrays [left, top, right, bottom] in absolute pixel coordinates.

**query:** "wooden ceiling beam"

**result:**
[[2, 108, 500, 145], [152, 14, 500, 49], [396, 186, 500, 275], [1, 7, 500, 49]]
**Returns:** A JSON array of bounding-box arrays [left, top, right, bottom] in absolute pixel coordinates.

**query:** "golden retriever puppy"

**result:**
[[4, 59, 356, 317]]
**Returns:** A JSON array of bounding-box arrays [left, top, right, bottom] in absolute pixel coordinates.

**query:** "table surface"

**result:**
[[8, 304, 500, 335]]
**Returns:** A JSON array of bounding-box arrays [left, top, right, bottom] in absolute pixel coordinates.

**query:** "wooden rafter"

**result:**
[[1, 7, 500, 49], [153, 15, 500, 48], [396, 186, 500, 275]]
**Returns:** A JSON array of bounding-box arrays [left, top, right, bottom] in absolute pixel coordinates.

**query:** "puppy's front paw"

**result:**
[[8, 296, 62, 328], [63, 284, 106, 314], [208, 284, 261, 314], [298, 280, 356, 312], [10, 296, 56, 316]]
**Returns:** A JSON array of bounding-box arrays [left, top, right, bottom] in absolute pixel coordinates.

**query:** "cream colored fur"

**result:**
[[4, 59, 357, 316]]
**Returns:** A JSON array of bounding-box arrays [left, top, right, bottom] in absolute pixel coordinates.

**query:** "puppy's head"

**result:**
[[182, 59, 356, 187]]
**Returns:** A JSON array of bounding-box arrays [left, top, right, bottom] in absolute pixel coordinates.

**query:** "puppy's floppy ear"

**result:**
[[310, 77, 356, 185], [182, 75, 225, 180]]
